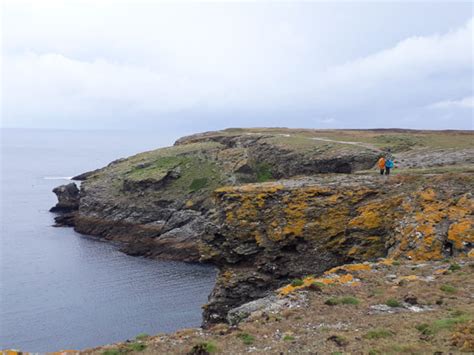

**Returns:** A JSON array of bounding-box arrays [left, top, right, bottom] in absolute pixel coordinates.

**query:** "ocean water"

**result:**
[[0, 128, 217, 352]]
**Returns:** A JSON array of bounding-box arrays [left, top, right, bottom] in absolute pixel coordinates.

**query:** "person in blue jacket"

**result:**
[[385, 157, 394, 175]]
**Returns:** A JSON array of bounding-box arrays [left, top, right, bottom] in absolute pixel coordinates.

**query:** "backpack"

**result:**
[[386, 159, 394, 168]]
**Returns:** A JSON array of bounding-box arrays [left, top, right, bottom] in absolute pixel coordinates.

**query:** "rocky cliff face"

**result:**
[[201, 174, 473, 323], [50, 128, 474, 326], [51, 129, 379, 261]]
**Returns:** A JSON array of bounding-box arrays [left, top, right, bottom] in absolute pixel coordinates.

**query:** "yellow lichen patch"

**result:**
[[378, 258, 394, 266], [325, 263, 371, 275], [185, 200, 194, 208], [434, 268, 449, 275], [419, 188, 436, 201], [282, 193, 308, 237], [278, 271, 360, 297], [448, 220, 474, 250], [348, 201, 385, 229], [468, 249, 474, 258]]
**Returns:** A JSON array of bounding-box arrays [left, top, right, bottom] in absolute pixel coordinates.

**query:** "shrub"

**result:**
[[189, 342, 218, 354], [237, 333, 255, 345], [364, 329, 393, 339], [385, 298, 401, 308], [325, 297, 340, 306], [440, 284, 457, 293], [190, 178, 208, 192], [255, 163, 273, 182], [291, 278, 304, 287]]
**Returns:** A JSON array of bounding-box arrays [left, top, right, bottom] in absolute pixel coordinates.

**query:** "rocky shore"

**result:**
[[47, 128, 474, 353]]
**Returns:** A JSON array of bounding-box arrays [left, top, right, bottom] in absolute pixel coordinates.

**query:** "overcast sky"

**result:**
[[1, 0, 473, 131]]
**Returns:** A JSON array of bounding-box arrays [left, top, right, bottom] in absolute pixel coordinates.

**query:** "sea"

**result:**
[[0, 128, 217, 352]]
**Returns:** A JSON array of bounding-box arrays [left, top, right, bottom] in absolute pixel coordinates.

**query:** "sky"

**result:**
[[1, 0, 473, 132]]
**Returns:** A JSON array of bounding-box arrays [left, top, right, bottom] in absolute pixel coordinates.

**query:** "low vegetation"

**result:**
[[363, 329, 393, 339], [325, 296, 360, 306]]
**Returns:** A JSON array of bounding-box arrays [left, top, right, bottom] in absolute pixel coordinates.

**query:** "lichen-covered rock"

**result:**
[[201, 174, 473, 324]]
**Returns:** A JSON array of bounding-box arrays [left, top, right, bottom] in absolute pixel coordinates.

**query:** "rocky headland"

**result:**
[[48, 128, 474, 354]]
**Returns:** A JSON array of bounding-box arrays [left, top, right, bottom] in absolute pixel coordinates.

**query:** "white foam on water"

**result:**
[[43, 176, 73, 180]]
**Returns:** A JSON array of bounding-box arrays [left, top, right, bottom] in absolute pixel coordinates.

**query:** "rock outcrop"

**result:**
[[51, 129, 380, 261], [200, 174, 473, 323]]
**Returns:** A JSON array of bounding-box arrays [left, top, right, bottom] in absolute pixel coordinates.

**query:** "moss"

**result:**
[[282, 335, 295, 341]]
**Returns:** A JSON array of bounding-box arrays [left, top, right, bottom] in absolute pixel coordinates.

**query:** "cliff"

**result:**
[[47, 128, 474, 353]]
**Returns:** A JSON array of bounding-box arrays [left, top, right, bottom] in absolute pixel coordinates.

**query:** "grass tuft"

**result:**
[[449, 263, 461, 272], [440, 284, 457, 293], [364, 328, 393, 339], [385, 298, 401, 308], [135, 333, 149, 341], [237, 333, 255, 345]]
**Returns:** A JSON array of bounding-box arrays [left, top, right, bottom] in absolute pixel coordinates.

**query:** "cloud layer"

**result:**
[[2, 1, 473, 130]]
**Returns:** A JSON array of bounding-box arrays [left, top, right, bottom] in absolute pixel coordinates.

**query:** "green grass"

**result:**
[[385, 298, 401, 308], [127, 342, 147, 351], [291, 278, 304, 287], [325, 296, 360, 306], [237, 333, 255, 345], [449, 263, 461, 272], [189, 341, 218, 354], [135, 333, 149, 341], [102, 350, 121, 355], [255, 162, 274, 182], [440, 284, 457, 293], [189, 177, 209, 192], [416, 313, 470, 336], [364, 328, 393, 339], [283, 335, 295, 341]]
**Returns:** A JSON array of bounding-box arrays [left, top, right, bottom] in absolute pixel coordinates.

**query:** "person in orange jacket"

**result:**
[[377, 156, 386, 175]]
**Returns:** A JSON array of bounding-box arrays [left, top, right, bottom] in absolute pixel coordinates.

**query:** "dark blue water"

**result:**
[[0, 129, 217, 352]]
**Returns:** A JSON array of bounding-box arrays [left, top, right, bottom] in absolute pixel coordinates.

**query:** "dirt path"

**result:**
[[310, 137, 381, 151]]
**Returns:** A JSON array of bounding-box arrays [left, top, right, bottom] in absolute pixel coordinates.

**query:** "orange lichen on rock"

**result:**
[[448, 220, 474, 250], [325, 263, 371, 274], [348, 201, 385, 229]]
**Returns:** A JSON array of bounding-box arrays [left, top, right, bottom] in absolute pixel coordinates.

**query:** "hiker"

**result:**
[[385, 157, 394, 175], [377, 156, 386, 175]]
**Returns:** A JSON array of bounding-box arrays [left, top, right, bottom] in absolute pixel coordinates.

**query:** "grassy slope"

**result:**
[[88, 258, 474, 354]]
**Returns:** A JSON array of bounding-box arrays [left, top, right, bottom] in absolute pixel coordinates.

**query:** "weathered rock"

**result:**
[[200, 174, 473, 324], [50, 183, 80, 213]]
